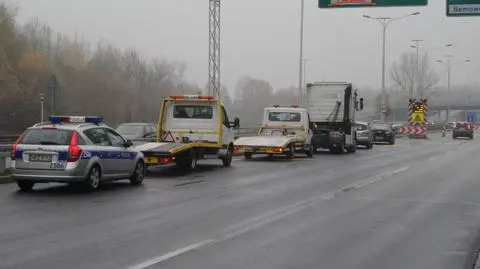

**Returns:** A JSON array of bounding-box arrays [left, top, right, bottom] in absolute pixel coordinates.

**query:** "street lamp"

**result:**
[[298, 0, 305, 106], [302, 58, 308, 103], [363, 11, 420, 122], [436, 56, 471, 122], [410, 43, 452, 98]]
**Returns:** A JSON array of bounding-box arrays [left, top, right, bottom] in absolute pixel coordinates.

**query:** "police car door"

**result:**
[[104, 128, 135, 176]]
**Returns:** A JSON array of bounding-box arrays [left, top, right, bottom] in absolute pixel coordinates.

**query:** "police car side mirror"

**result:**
[[124, 139, 134, 147]]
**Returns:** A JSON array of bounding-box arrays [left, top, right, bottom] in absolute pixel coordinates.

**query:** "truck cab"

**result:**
[[136, 95, 240, 169], [234, 105, 314, 159]]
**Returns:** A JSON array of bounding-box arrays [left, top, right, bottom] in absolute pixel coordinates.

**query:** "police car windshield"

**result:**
[[117, 124, 144, 135], [269, 112, 301, 122], [20, 129, 71, 145]]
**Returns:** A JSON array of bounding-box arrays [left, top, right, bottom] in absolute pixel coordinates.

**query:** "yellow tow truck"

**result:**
[[136, 95, 240, 169]]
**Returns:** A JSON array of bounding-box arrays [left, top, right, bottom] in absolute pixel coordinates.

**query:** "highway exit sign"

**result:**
[[319, 0, 428, 8], [447, 0, 480, 16]]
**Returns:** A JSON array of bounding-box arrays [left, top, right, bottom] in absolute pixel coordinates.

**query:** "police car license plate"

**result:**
[[29, 154, 52, 162]]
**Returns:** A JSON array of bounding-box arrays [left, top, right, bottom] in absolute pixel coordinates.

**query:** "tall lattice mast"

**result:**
[[208, 0, 221, 99]]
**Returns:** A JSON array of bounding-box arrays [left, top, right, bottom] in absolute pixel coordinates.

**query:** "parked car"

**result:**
[[116, 123, 157, 141], [356, 122, 373, 149]]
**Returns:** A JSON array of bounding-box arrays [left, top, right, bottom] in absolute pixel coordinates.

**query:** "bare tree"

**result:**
[[390, 52, 439, 99]]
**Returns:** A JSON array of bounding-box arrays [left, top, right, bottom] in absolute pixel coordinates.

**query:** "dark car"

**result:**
[[452, 122, 474, 139], [371, 123, 395, 145], [116, 123, 157, 141]]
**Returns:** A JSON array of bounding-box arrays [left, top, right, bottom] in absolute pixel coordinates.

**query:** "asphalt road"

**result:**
[[2, 133, 480, 269]]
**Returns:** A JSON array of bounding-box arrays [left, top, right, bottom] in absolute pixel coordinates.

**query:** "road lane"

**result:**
[[1, 134, 479, 269]]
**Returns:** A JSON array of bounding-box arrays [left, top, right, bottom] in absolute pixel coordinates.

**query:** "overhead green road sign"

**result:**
[[319, 0, 428, 8], [447, 0, 480, 16]]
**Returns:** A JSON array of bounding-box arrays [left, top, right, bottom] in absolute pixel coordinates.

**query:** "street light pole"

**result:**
[[412, 40, 423, 98], [363, 12, 420, 122], [298, 0, 305, 106], [437, 56, 470, 122], [303, 58, 308, 102]]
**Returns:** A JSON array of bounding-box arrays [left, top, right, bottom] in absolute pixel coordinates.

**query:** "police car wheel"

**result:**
[[86, 166, 101, 190], [17, 181, 34, 191], [130, 161, 145, 185]]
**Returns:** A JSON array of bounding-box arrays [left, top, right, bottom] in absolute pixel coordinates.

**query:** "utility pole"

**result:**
[[48, 74, 58, 114], [302, 58, 308, 104], [412, 39, 423, 98], [40, 93, 45, 122], [208, 0, 221, 99], [298, 0, 305, 106]]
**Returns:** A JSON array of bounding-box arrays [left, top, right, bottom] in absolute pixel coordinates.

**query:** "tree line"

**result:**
[[0, 2, 300, 133]]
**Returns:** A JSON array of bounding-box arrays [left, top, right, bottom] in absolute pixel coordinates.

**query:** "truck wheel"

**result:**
[[346, 144, 357, 153], [366, 142, 373, 149], [177, 150, 197, 170], [330, 144, 344, 154], [244, 152, 252, 159], [389, 139, 395, 145], [222, 146, 233, 167], [286, 144, 295, 159], [305, 143, 314, 158]]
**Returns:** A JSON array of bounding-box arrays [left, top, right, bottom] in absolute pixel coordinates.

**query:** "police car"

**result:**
[[10, 116, 145, 191]]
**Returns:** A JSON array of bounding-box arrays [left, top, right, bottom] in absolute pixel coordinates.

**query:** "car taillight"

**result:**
[[11, 132, 26, 160], [68, 132, 82, 162]]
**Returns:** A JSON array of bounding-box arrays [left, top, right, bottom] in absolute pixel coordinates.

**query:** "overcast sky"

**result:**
[[11, 0, 480, 94]]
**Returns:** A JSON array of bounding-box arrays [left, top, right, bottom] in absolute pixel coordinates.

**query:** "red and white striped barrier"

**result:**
[[400, 126, 427, 135]]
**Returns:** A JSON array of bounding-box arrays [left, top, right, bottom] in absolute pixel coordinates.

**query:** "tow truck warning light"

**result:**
[[169, 95, 214, 100]]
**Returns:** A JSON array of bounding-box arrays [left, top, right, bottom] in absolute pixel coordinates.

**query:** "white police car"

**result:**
[[10, 116, 145, 191]]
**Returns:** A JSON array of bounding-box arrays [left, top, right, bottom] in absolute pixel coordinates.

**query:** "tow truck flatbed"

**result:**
[[234, 135, 305, 154]]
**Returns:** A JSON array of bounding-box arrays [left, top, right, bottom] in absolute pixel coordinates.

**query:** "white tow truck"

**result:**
[[234, 105, 314, 159], [136, 95, 240, 169]]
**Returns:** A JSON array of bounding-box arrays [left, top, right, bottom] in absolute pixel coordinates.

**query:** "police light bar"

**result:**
[[169, 95, 214, 100], [49, 116, 104, 124]]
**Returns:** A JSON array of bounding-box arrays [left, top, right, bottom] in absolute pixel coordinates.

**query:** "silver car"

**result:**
[[356, 122, 373, 149], [11, 116, 145, 191]]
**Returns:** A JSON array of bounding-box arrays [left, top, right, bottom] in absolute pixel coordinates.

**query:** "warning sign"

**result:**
[[410, 112, 425, 123]]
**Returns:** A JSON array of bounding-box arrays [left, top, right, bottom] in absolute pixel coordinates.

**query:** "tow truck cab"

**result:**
[[234, 105, 314, 159], [137, 95, 240, 169]]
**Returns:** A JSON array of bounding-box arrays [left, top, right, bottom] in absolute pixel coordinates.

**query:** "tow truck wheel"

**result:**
[[244, 152, 252, 159], [176, 150, 198, 170], [222, 146, 233, 167]]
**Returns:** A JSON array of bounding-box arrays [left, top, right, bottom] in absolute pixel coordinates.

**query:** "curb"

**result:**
[[0, 174, 13, 184]]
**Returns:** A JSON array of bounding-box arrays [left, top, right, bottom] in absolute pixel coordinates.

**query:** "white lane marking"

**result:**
[[127, 239, 216, 269], [127, 166, 409, 269], [428, 156, 437, 161]]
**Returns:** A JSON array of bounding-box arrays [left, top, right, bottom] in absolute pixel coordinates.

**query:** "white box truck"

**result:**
[[306, 82, 364, 154]]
